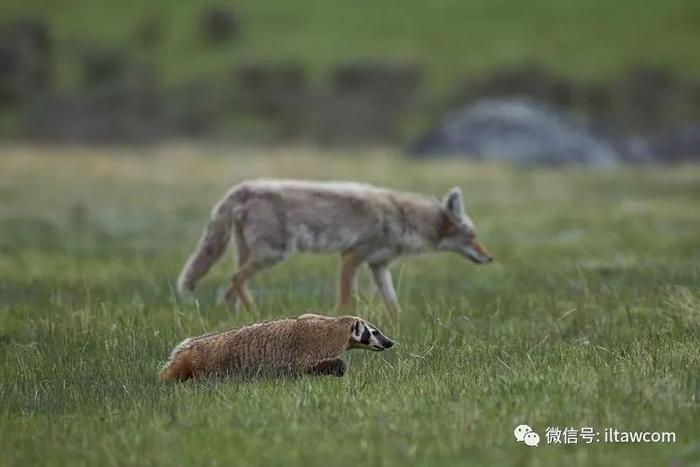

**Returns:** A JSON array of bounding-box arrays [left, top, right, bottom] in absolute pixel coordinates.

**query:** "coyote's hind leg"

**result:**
[[224, 230, 251, 311], [225, 252, 283, 311]]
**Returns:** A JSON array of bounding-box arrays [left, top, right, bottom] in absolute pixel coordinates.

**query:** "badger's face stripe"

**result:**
[[350, 319, 394, 352], [360, 327, 371, 345]]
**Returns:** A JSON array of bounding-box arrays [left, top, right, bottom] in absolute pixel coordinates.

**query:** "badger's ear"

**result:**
[[443, 187, 465, 221]]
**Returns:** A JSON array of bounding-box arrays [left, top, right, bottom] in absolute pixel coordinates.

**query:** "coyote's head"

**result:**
[[438, 187, 493, 264], [348, 318, 394, 352]]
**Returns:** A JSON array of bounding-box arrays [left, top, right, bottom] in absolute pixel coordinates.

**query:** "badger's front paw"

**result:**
[[328, 359, 346, 377], [310, 359, 346, 377]]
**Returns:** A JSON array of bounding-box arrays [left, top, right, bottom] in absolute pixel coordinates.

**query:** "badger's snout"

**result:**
[[372, 337, 394, 351]]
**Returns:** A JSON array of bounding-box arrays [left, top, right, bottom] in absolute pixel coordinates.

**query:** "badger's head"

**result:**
[[348, 318, 394, 352]]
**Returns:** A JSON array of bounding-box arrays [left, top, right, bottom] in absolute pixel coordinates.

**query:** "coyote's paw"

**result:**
[[176, 278, 195, 298], [217, 286, 240, 312], [179, 294, 197, 304], [175, 283, 196, 303]]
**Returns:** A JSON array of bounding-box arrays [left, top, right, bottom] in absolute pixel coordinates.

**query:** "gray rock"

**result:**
[[412, 97, 620, 166], [642, 124, 700, 162]]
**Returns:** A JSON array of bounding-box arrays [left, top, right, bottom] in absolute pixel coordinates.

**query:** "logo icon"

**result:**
[[514, 424, 540, 447], [524, 431, 540, 447]]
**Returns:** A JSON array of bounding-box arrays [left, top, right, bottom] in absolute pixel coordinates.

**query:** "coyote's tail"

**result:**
[[177, 196, 235, 297]]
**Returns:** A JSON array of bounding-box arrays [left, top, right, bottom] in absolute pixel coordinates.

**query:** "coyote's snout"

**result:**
[[467, 240, 493, 264], [177, 180, 492, 316]]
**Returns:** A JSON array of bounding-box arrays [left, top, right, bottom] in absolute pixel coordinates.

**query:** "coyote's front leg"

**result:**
[[370, 262, 399, 319]]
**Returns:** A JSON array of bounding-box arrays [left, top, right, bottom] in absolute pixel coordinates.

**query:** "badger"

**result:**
[[159, 314, 394, 381]]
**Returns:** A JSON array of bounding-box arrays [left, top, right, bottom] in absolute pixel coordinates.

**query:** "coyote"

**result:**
[[177, 180, 492, 316]]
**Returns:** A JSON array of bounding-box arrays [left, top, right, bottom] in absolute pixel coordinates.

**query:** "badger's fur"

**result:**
[[159, 314, 393, 381]]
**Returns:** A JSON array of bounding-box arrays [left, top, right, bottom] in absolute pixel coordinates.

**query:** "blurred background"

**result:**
[[1, 0, 700, 165]]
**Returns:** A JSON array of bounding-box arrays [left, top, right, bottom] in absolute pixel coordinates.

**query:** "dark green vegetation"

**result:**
[[3, 0, 700, 148], [2, 0, 700, 89], [1, 147, 699, 466]]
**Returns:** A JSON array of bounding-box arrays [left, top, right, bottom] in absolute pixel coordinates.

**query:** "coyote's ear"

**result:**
[[443, 187, 465, 220]]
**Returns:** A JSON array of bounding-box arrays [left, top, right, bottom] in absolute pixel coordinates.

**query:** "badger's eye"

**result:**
[[371, 330, 379, 336]]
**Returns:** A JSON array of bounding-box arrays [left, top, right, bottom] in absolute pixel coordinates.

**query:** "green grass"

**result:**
[[1, 147, 699, 466], [2, 0, 700, 90]]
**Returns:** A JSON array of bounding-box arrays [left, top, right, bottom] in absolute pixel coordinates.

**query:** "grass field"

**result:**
[[2, 0, 700, 89], [1, 146, 699, 466]]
